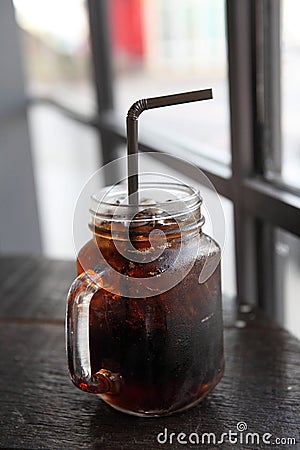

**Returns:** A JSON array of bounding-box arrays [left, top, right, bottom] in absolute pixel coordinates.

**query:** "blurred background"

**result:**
[[0, 0, 299, 337]]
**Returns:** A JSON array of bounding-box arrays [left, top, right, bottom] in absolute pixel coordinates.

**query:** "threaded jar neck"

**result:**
[[89, 182, 204, 240]]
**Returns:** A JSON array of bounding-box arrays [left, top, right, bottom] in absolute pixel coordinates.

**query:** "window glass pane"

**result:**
[[13, 0, 95, 113], [281, 0, 300, 189], [265, 0, 300, 189], [28, 104, 102, 259], [109, 0, 230, 165], [275, 228, 300, 339]]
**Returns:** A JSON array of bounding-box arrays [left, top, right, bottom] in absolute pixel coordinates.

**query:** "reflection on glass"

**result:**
[[13, 0, 95, 113], [281, 0, 300, 189], [109, 0, 230, 164], [275, 228, 300, 339]]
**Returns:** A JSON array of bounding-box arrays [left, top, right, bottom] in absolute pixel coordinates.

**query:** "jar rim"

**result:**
[[89, 182, 202, 224]]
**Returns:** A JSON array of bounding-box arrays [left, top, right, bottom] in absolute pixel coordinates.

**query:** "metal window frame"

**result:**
[[30, 0, 300, 318]]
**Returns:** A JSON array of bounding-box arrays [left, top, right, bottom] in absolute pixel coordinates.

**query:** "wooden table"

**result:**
[[0, 256, 299, 449]]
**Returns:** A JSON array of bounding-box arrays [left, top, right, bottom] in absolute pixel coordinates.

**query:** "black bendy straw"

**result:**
[[126, 88, 213, 204]]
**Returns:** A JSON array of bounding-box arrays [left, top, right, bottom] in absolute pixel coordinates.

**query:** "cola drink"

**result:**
[[72, 213, 224, 416]]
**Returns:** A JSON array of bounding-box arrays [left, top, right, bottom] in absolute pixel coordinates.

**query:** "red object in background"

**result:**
[[109, 0, 144, 59]]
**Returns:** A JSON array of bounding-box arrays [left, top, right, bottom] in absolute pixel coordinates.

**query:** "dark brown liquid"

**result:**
[[75, 221, 224, 415]]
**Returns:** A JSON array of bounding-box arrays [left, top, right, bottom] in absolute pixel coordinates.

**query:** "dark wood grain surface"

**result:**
[[0, 256, 299, 449]]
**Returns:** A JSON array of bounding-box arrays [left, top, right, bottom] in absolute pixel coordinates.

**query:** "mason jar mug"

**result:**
[[66, 182, 224, 417]]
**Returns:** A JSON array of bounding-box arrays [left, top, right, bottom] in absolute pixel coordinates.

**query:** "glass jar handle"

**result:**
[[66, 269, 122, 394]]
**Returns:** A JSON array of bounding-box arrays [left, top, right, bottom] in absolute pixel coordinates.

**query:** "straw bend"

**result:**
[[126, 88, 213, 202], [127, 99, 148, 121]]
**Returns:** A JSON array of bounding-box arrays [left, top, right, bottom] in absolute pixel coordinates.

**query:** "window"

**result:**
[[14, 0, 300, 336], [250, 0, 300, 335], [261, 0, 300, 190], [13, 0, 100, 259], [109, 0, 230, 165], [13, 0, 95, 113]]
